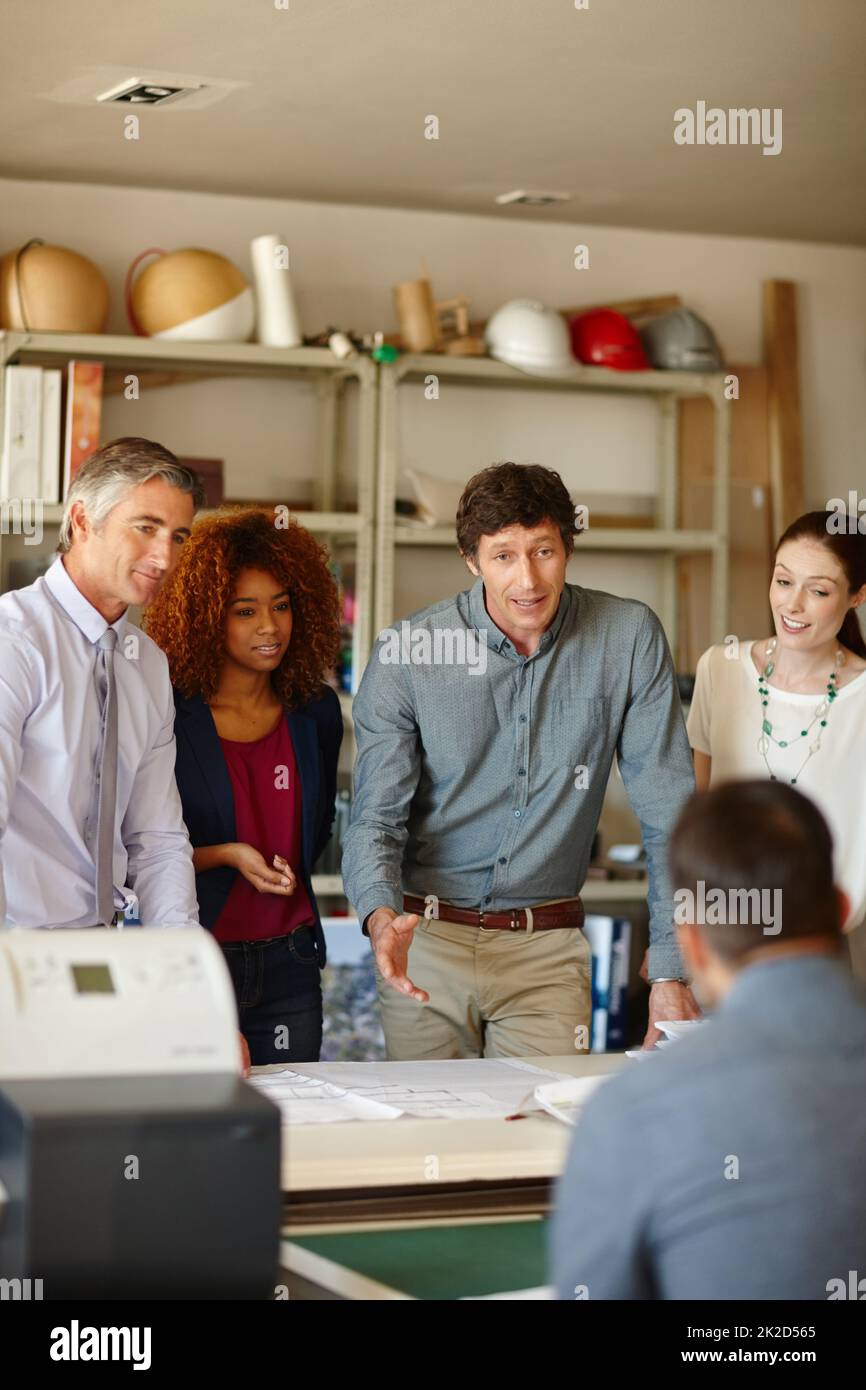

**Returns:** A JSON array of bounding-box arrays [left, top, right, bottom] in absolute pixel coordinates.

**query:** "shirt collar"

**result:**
[[44, 557, 128, 646], [717, 951, 847, 1017], [467, 577, 571, 656]]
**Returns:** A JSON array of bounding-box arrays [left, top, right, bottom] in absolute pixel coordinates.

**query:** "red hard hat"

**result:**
[[569, 308, 650, 371]]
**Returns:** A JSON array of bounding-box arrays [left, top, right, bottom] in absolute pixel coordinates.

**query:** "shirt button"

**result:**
[[484, 895, 492, 903], [514, 810, 521, 818], [498, 857, 506, 865], [519, 714, 527, 723], [518, 768, 526, 776]]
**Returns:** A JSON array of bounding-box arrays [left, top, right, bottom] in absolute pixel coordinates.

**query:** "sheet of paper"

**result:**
[[533, 1074, 610, 1126], [250, 1070, 402, 1124], [271, 1058, 575, 1121]]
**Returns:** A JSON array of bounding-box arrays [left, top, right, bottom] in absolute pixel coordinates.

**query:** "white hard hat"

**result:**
[[485, 299, 574, 376]]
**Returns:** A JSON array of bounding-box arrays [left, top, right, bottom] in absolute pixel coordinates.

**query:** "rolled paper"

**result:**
[[250, 233, 303, 347]]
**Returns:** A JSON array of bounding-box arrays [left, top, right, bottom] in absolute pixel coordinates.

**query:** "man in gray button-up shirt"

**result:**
[[552, 781, 866, 1300], [342, 462, 699, 1057]]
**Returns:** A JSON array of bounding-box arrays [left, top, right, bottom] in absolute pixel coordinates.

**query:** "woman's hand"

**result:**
[[226, 843, 297, 895]]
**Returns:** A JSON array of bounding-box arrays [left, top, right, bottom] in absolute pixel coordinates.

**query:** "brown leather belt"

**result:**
[[403, 894, 584, 932]]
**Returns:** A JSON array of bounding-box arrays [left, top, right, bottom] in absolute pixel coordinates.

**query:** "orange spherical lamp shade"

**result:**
[[0, 243, 109, 333], [127, 248, 254, 341]]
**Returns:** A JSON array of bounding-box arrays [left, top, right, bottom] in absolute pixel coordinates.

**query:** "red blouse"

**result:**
[[213, 717, 316, 943]]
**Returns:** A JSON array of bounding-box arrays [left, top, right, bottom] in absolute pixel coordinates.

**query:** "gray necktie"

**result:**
[[94, 628, 119, 925]]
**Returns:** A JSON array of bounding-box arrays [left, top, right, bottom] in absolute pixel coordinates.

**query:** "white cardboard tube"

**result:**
[[250, 233, 303, 347]]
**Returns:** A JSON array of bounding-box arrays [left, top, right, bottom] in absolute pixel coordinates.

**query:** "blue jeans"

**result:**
[[220, 927, 323, 1064]]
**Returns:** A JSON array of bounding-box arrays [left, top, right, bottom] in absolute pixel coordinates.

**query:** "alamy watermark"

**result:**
[[674, 880, 782, 935], [674, 102, 782, 157], [826, 493, 865, 533], [0, 498, 43, 545], [378, 622, 488, 674], [1, 1276, 43, 1299], [827, 1270, 866, 1300]]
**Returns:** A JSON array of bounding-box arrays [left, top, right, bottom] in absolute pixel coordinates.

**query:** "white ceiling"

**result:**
[[3, 0, 864, 245]]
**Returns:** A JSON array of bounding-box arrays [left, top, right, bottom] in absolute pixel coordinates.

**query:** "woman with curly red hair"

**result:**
[[144, 507, 342, 1062]]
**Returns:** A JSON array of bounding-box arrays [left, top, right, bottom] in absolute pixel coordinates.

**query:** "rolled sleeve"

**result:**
[[341, 643, 421, 929], [616, 608, 695, 980]]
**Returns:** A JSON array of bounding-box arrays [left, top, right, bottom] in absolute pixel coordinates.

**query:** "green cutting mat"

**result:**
[[287, 1219, 548, 1299]]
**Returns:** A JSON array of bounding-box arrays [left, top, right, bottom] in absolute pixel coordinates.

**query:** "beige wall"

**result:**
[[3, 176, 863, 852], [2, 175, 864, 498], [2, 175, 864, 627]]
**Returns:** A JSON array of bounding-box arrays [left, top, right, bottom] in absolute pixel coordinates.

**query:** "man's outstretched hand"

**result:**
[[367, 907, 429, 1003], [643, 980, 702, 1049]]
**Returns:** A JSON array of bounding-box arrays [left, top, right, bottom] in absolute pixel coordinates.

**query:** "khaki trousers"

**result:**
[[375, 908, 592, 1060]]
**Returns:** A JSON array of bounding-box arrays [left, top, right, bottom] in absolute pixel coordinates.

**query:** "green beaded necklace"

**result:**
[[756, 638, 843, 783]]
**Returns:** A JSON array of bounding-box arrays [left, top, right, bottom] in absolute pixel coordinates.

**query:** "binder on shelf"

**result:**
[[39, 368, 62, 504], [1, 365, 42, 500], [583, 914, 632, 1052], [179, 456, 224, 509], [63, 360, 103, 491]]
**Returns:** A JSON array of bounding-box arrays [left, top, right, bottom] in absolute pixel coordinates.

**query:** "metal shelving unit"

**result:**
[[0, 330, 378, 686], [375, 352, 731, 652], [0, 336, 730, 910]]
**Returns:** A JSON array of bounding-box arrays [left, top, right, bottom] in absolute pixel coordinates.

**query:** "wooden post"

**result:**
[[763, 280, 805, 536]]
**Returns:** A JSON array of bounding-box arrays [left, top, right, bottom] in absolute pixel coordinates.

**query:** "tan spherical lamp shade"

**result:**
[[0, 241, 109, 332], [125, 247, 255, 341]]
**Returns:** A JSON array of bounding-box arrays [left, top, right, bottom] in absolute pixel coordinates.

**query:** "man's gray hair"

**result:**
[[58, 437, 206, 553]]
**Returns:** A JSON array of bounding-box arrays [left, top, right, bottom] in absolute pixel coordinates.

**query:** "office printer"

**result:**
[[0, 928, 280, 1299]]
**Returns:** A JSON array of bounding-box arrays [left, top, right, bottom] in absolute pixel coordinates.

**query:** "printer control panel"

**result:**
[[0, 929, 239, 1079], [17, 948, 209, 1004]]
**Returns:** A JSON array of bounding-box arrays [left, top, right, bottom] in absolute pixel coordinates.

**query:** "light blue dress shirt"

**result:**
[[0, 556, 199, 928]]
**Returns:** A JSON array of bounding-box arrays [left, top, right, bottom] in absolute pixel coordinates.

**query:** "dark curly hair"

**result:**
[[456, 462, 577, 562], [144, 507, 341, 708]]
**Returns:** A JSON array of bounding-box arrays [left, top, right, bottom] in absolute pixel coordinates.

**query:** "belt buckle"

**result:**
[[510, 909, 520, 932]]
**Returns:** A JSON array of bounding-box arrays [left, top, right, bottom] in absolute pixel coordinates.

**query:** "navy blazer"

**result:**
[[173, 685, 343, 964]]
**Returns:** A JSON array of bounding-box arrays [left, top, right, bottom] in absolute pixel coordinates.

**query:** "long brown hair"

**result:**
[[774, 511, 866, 659]]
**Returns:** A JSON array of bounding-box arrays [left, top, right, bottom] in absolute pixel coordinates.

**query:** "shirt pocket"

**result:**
[[540, 694, 612, 788]]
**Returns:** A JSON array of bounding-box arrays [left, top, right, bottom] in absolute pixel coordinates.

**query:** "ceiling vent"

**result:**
[[496, 189, 571, 207], [96, 79, 203, 108], [40, 67, 246, 112]]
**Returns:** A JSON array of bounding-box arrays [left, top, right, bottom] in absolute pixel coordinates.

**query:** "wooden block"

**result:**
[[443, 337, 487, 356]]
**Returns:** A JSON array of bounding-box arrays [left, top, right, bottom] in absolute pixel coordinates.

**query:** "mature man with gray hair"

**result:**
[[0, 436, 205, 930]]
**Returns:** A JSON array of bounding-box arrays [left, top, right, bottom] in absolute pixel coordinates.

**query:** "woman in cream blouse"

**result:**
[[687, 510, 866, 977]]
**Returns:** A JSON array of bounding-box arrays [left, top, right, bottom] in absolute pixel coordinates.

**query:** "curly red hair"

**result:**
[[144, 507, 341, 707]]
